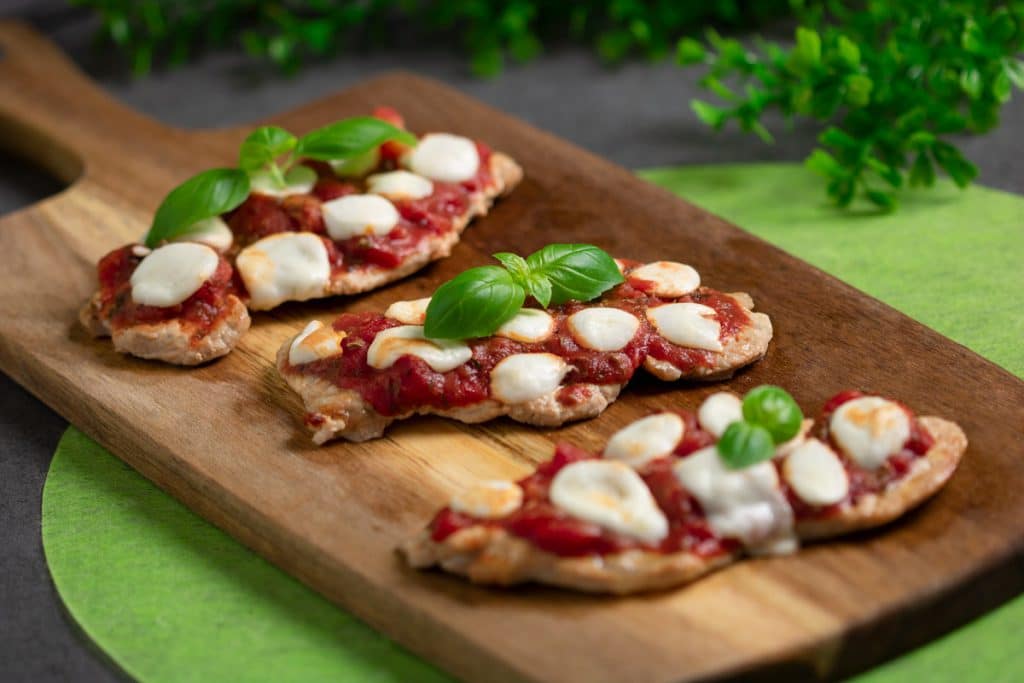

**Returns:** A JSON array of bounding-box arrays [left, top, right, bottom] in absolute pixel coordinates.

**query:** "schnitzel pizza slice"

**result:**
[[400, 387, 967, 594]]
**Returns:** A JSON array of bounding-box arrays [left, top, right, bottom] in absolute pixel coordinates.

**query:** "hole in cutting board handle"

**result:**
[[0, 104, 84, 217]]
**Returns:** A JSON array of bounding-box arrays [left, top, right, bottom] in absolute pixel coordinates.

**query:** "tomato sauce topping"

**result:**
[[785, 390, 935, 518], [94, 245, 237, 343], [430, 432, 736, 559]]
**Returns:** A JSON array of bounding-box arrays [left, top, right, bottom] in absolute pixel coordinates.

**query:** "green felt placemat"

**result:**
[[41, 163, 1024, 682]]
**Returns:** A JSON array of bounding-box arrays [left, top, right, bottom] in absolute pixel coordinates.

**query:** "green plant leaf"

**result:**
[[525, 243, 624, 305], [423, 266, 524, 339], [717, 421, 775, 469], [492, 252, 530, 286], [238, 126, 298, 174], [525, 274, 553, 308], [295, 117, 417, 161], [741, 385, 803, 444], [144, 168, 250, 248], [676, 37, 706, 64], [691, 100, 727, 128]]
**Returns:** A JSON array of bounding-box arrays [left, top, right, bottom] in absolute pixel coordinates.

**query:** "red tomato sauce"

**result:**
[[94, 245, 237, 341], [785, 390, 935, 518], [430, 430, 737, 558]]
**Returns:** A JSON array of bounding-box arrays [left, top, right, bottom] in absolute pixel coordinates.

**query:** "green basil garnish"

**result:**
[[741, 385, 803, 444], [423, 244, 624, 340], [238, 126, 298, 186], [717, 421, 776, 470], [143, 168, 250, 248], [295, 116, 417, 160]]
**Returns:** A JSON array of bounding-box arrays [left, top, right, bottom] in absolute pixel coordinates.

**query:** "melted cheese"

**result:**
[[288, 320, 347, 365], [566, 307, 640, 351], [235, 232, 330, 310], [367, 170, 433, 200], [646, 302, 722, 352], [249, 165, 317, 198], [450, 480, 523, 519], [366, 325, 472, 373], [697, 392, 743, 438], [782, 439, 849, 506], [495, 308, 555, 343], [489, 353, 569, 403], [629, 261, 700, 297], [604, 413, 685, 468], [406, 133, 480, 182], [322, 194, 399, 240], [550, 460, 668, 543], [673, 446, 797, 555], [129, 242, 219, 307], [830, 396, 911, 469], [180, 216, 233, 252], [131, 245, 151, 258], [384, 297, 432, 325]]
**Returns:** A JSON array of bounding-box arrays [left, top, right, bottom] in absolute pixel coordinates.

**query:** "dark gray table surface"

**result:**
[[2, 4, 1022, 681]]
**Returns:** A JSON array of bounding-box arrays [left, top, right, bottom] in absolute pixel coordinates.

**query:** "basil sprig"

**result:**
[[717, 386, 804, 469], [238, 118, 416, 191], [424, 244, 623, 340], [143, 168, 250, 248]]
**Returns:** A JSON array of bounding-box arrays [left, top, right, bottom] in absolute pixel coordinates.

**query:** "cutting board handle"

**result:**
[[0, 20, 159, 185]]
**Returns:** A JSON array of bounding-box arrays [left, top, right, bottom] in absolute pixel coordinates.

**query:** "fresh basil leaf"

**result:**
[[424, 266, 525, 339], [525, 274, 552, 308], [525, 243, 624, 305], [238, 126, 297, 173], [717, 421, 775, 469], [295, 116, 417, 161], [144, 168, 250, 248], [492, 252, 530, 286], [741, 385, 803, 444]]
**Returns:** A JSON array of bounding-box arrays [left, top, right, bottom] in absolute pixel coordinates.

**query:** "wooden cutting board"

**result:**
[[2, 20, 1022, 682]]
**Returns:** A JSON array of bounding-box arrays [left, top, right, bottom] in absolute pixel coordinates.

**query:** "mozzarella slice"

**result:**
[[249, 165, 317, 198], [830, 396, 911, 469], [604, 413, 685, 468], [450, 480, 523, 519], [366, 325, 472, 373], [129, 242, 219, 307], [630, 261, 700, 297], [673, 446, 797, 555], [782, 439, 849, 506], [367, 170, 434, 200], [698, 392, 743, 438], [406, 133, 479, 182], [180, 216, 233, 252], [384, 297, 432, 325], [550, 460, 668, 543], [646, 303, 722, 352], [288, 320, 347, 365], [495, 308, 555, 343], [235, 232, 330, 310], [566, 307, 640, 352], [322, 194, 399, 240], [490, 353, 569, 403]]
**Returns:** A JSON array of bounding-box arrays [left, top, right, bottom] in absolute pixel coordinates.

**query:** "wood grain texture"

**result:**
[[1, 19, 1023, 682]]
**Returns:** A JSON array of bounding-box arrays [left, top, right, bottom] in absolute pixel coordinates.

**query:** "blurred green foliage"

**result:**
[[74, 0, 1023, 209]]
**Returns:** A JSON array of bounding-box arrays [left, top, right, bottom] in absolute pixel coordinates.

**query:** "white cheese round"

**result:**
[[490, 353, 569, 403], [450, 480, 523, 519], [406, 133, 480, 182], [366, 325, 472, 373], [181, 216, 233, 252], [830, 396, 911, 469], [249, 165, 318, 198], [322, 194, 400, 241], [629, 261, 700, 297], [235, 232, 330, 310], [673, 446, 797, 555], [288, 320, 347, 366], [566, 307, 640, 352], [604, 413, 685, 468], [129, 242, 219, 307], [384, 297, 432, 325], [646, 302, 722, 352], [697, 392, 743, 438], [782, 439, 849, 506], [367, 170, 433, 200], [550, 460, 668, 543], [495, 308, 555, 343]]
